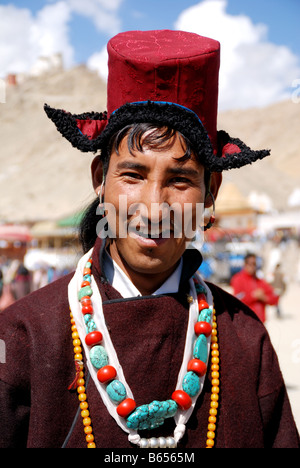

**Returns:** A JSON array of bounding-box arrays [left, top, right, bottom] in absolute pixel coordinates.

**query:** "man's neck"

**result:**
[[105, 244, 181, 296]]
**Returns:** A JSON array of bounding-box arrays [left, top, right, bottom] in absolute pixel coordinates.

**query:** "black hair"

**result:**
[[244, 253, 256, 262], [100, 122, 196, 177], [79, 123, 211, 253]]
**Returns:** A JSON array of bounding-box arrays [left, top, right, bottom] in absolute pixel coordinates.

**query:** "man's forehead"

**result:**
[[111, 135, 204, 173]]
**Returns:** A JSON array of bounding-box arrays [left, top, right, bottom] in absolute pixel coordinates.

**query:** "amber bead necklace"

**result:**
[[69, 256, 220, 448]]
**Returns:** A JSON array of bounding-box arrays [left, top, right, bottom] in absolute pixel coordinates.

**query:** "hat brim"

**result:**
[[44, 102, 270, 171], [44, 104, 108, 153]]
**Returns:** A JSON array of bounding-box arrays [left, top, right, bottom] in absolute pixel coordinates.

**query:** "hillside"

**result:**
[[0, 65, 299, 223]]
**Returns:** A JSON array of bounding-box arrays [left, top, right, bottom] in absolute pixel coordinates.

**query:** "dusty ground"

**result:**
[[265, 281, 300, 433]]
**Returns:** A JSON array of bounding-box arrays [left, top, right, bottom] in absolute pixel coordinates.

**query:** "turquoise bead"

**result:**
[[193, 334, 208, 363], [126, 400, 178, 430], [78, 285, 93, 301], [198, 308, 212, 323], [83, 274, 91, 283], [106, 380, 127, 403], [84, 314, 97, 333], [195, 283, 206, 294], [182, 371, 200, 397], [89, 345, 108, 369]]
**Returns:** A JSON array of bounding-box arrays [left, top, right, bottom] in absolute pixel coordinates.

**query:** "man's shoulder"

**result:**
[[230, 269, 245, 281]]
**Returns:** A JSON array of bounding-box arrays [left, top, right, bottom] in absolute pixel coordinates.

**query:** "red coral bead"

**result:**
[[81, 280, 90, 288], [83, 268, 91, 276], [97, 365, 117, 383], [194, 321, 212, 337], [85, 331, 103, 346], [116, 398, 136, 418], [82, 304, 93, 315], [187, 358, 207, 377], [197, 299, 209, 311], [171, 390, 192, 410], [80, 296, 91, 305]]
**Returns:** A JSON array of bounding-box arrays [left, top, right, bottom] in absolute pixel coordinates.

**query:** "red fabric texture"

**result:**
[[76, 119, 107, 140], [231, 269, 279, 323], [106, 30, 220, 152], [222, 142, 241, 156]]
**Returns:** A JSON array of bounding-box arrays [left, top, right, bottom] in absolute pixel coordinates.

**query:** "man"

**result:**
[[0, 30, 299, 448], [231, 253, 279, 323]]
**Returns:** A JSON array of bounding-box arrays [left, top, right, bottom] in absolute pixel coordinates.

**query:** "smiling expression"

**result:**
[[101, 130, 206, 294]]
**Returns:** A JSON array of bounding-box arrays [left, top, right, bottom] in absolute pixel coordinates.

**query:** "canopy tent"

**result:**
[[0, 224, 32, 242], [215, 183, 253, 214], [57, 211, 85, 228]]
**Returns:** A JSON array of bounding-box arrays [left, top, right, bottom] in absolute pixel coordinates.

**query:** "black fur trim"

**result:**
[[215, 130, 271, 171], [99, 101, 214, 165], [44, 102, 270, 171], [44, 104, 107, 152]]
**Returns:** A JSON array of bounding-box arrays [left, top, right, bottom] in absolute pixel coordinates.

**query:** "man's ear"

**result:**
[[205, 172, 222, 208], [91, 156, 104, 195]]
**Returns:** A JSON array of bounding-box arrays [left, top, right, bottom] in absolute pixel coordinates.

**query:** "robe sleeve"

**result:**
[[260, 280, 279, 306], [0, 308, 31, 448]]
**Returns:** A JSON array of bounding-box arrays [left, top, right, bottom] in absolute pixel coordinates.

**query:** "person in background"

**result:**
[[271, 264, 286, 318], [231, 253, 279, 323], [11, 264, 31, 301]]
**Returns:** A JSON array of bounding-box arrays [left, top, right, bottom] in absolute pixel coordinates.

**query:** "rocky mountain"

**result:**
[[0, 65, 299, 223]]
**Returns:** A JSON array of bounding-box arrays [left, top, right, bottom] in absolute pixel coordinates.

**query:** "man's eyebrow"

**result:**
[[115, 161, 200, 177], [166, 167, 200, 177], [116, 161, 147, 171]]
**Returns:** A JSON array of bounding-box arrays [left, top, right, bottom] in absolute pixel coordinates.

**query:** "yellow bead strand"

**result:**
[[70, 311, 96, 448], [206, 308, 219, 448]]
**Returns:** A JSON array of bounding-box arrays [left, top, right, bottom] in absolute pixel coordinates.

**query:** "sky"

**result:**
[[0, 0, 299, 110]]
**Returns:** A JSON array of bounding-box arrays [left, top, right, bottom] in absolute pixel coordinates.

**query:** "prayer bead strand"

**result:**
[[70, 311, 96, 448], [206, 308, 219, 448]]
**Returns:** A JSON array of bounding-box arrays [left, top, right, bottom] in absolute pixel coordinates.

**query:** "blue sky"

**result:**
[[5, 0, 298, 62], [0, 0, 299, 110], [79, 0, 300, 63]]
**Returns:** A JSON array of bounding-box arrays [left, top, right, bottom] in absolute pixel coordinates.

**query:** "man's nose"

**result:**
[[133, 183, 170, 225]]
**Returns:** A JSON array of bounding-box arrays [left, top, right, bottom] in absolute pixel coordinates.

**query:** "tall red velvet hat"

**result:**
[[44, 30, 269, 171]]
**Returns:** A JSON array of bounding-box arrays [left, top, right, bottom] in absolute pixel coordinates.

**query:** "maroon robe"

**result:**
[[0, 239, 299, 448]]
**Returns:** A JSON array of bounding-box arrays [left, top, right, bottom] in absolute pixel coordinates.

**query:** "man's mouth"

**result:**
[[135, 228, 172, 239], [127, 224, 174, 247]]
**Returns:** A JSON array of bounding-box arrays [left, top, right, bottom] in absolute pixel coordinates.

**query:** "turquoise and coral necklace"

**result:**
[[68, 249, 220, 448]]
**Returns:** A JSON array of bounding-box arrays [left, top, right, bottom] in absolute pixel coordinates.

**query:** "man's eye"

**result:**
[[171, 177, 190, 184], [123, 172, 143, 180]]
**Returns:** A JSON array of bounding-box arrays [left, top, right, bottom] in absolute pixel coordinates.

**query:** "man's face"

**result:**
[[102, 132, 206, 289], [244, 256, 257, 276]]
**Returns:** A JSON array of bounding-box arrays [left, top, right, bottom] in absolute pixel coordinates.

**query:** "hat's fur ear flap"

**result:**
[[212, 130, 270, 171], [44, 104, 107, 152]]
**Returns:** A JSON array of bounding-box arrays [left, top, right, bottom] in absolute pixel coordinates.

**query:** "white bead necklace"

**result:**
[[68, 248, 214, 448]]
